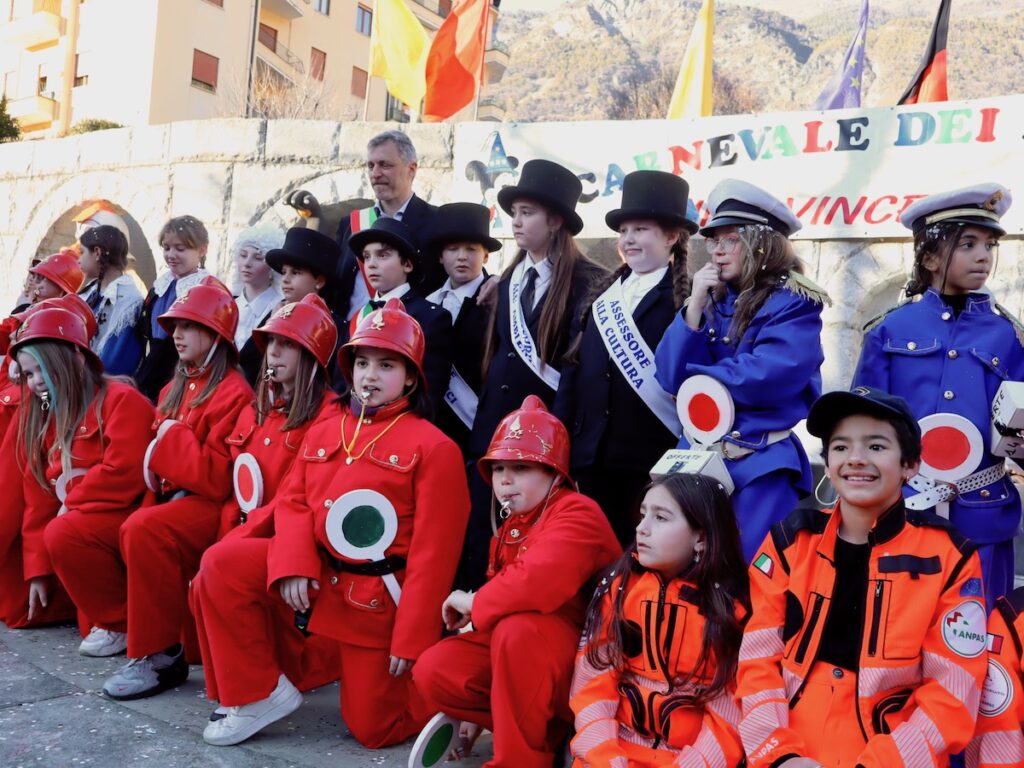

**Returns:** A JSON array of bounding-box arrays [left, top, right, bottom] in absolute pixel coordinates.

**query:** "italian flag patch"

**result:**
[[988, 633, 1004, 653], [754, 553, 774, 578]]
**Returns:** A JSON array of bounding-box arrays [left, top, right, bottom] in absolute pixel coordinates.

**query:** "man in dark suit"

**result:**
[[335, 131, 442, 332]]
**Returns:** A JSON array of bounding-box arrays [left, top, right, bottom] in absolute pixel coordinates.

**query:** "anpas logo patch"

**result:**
[[941, 600, 988, 658]]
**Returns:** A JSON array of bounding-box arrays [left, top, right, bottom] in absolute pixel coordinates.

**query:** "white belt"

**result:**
[[703, 429, 792, 460], [904, 463, 1007, 511]]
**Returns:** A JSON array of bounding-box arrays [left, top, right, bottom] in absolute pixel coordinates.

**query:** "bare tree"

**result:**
[[220, 63, 357, 121]]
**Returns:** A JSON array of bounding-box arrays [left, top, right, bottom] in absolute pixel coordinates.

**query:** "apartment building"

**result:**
[[0, 0, 510, 138]]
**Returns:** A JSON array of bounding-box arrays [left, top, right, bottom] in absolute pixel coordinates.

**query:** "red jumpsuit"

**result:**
[[570, 568, 744, 768], [413, 486, 620, 768], [119, 369, 252, 658], [190, 396, 341, 702], [202, 396, 468, 747], [38, 382, 155, 632], [965, 586, 1024, 767]]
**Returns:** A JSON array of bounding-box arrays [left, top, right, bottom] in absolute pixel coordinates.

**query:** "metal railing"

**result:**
[[258, 35, 305, 75]]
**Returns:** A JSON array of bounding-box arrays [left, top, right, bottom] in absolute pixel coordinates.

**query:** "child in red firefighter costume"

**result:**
[[194, 298, 469, 748], [189, 293, 341, 723], [0, 296, 118, 632], [102, 276, 253, 700], [966, 586, 1024, 767], [29, 249, 86, 303], [737, 386, 988, 768], [412, 396, 620, 768], [569, 472, 748, 768]]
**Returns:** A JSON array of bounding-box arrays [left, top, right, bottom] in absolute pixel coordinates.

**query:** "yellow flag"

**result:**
[[370, 0, 430, 108], [667, 0, 714, 119]]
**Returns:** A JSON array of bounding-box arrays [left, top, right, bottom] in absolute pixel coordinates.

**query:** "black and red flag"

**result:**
[[898, 0, 951, 104]]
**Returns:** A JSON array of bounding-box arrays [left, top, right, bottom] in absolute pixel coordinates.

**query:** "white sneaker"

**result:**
[[202, 674, 301, 746], [103, 646, 188, 701], [79, 627, 128, 657]]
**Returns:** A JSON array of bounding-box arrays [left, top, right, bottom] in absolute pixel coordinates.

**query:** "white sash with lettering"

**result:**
[[508, 259, 560, 390], [592, 279, 682, 437], [444, 366, 479, 429]]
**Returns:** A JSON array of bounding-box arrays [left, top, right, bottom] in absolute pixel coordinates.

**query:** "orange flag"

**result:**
[[423, 0, 490, 122]]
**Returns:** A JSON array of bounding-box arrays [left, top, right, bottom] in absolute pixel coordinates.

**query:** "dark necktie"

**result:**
[[520, 267, 538, 315]]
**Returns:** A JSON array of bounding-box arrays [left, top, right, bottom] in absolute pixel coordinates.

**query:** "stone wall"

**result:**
[[0, 117, 1021, 397]]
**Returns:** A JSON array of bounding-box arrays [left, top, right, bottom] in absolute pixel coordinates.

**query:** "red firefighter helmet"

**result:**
[[30, 250, 86, 296], [337, 298, 426, 388], [251, 294, 338, 370], [157, 276, 238, 348], [10, 307, 99, 366], [477, 395, 571, 482], [55, 293, 99, 342]]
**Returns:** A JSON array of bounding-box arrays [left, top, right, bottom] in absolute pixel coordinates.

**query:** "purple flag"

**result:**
[[814, 0, 869, 110]]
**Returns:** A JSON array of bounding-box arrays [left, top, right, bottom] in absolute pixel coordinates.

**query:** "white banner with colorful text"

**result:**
[[453, 94, 1024, 240]]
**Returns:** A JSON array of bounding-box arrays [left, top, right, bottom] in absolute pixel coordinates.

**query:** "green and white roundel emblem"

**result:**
[[325, 489, 402, 605]]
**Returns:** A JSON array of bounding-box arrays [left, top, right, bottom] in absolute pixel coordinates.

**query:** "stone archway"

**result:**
[[15, 171, 167, 289]]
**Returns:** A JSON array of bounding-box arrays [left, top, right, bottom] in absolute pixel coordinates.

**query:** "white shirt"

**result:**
[[521, 256, 553, 311], [373, 282, 412, 304], [347, 195, 416, 320], [235, 284, 283, 349], [427, 273, 486, 323], [620, 266, 667, 316]]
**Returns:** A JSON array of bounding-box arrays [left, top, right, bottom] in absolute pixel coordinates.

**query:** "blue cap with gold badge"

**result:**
[[900, 183, 1013, 237], [699, 178, 803, 237]]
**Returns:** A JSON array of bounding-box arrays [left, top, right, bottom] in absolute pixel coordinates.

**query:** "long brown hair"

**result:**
[[581, 474, 749, 706], [16, 341, 106, 490], [483, 221, 597, 375], [566, 227, 691, 363], [158, 341, 237, 417], [712, 224, 803, 346], [254, 347, 327, 431]]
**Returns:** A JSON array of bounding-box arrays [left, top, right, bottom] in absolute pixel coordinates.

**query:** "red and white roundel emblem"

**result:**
[[233, 452, 264, 514], [918, 413, 983, 483], [55, 468, 88, 503], [142, 439, 159, 493], [676, 375, 735, 446]]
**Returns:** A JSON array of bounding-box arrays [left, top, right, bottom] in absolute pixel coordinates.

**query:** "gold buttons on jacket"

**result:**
[[80, 426, 87, 433], [370, 599, 379, 607], [263, 437, 271, 446], [980, 490, 991, 498], [317, 448, 326, 457], [948, 350, 958, 359], [941, 312, 951, 321], [722, 337, 731, 344], [731, 431, 742, 439], [330, 576, 338, 585], [3, 395, 10, 403], [993, 357, 1001, 366], [188, 382, 196, 391], [944, 391, 955, 400], [323, 499, 332, 508], [907, 342, 917, 351]]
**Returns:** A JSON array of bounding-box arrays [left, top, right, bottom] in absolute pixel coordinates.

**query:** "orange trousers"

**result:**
[[413, 612, 580, 768], [790, 663, 868, 767], [119, 496, 220, 659], [190, 536, 426, 748]]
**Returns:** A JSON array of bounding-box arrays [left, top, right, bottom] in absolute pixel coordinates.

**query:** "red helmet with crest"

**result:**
[[157, 276, 238, 347], [336, 298, 426, 388], [477, 395, 571, 482], [10, 307, 100, 367], [251, 294, 338, 370], [30, 250, 86, 296]]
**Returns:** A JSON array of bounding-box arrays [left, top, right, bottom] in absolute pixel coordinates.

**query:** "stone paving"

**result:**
[[0, 623, 492, 768]]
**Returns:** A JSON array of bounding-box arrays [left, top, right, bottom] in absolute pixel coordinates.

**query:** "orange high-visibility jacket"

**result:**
[[570, 566, 744, 768], [738, 502, 987, 768], [966, 586, 1024, 768]]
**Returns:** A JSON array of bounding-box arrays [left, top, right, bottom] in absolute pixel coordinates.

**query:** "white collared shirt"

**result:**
[[522, 256, 553, 311], [235, 284, 283, 349], [373, 282, 412, 304], [620, 266, 667, 316], [427, 273, 485, 323]]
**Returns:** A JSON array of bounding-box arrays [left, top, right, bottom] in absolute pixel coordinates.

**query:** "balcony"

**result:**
[[477, 95, 505, 122], [484, 41, 510, 83], [262, 0, 303, 20], [0, 0, 63, 50], [8, 93, 58, 128], [257, 35, 305, 82], [406, 0, 449, 30]]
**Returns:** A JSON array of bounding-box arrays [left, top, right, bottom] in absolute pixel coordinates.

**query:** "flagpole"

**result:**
[[363, 0, 379, 121], [473, 0, 490, 121]]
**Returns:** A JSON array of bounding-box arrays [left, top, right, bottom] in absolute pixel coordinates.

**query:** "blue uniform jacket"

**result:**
[[654, 282, 824, 494], [853, 289, 1024, 544]]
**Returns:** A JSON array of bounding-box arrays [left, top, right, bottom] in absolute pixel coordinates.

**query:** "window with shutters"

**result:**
[[311, 48, 326, 81], [191, 49, 219, 92], [258, 23, 278, 53], [313, 0, 330, 13], [351, 66, 367, 98]]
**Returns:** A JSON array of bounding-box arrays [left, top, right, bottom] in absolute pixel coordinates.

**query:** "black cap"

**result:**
[[349, 217, 419, 265], [423, 202, 502, 253], [265, 227, 340, 285], [496, 159, 584, 235], [806, 386, 920, 442], [605, 170, 699, 234]]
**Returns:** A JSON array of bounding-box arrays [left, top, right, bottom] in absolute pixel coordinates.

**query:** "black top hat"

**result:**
[[266, 228, 340, 285], [806, 386, 921, 443], [423, 203, 502, 253], [605, 171, 698, 234], [497, 159, 584, 235], [348, 217, 419, 265]]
